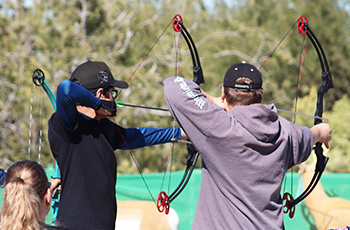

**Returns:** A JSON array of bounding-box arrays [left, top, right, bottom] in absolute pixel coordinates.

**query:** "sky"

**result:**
[[203, 0, 235, 9]]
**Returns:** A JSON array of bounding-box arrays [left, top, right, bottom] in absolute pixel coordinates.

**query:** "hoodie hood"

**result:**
[[231, 103, 279, 142]]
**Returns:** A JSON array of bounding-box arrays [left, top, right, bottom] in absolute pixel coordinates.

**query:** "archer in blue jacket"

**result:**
[[47, 61, 185, 230]]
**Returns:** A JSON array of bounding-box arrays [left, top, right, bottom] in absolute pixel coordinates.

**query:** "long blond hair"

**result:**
[[0, 160, 49, 230]]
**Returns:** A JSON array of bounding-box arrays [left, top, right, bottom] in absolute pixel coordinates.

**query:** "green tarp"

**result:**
[[116, 170, 201, 230], [116, 170, 350, 230], [0, 166, 349, 229]]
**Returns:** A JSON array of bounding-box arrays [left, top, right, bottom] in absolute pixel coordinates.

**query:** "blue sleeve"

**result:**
[[56, 80, 101, 129], [52, 162, 60, 179], [119, 127, 181, 149], [0, 168, 6, 186]]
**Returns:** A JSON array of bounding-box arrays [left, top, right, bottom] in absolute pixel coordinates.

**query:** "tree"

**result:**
[[0, 0, 349, 174]]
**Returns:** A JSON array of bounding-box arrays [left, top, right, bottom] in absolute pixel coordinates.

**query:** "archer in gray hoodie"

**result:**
[[163, 62, 332, 230]]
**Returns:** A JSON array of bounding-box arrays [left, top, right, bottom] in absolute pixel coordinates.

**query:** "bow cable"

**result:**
[[30, 69, 57, 163]]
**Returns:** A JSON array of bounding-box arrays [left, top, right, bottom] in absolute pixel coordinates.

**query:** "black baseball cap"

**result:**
[[223, 62, 262, 90], [69, 61, 129, 90]]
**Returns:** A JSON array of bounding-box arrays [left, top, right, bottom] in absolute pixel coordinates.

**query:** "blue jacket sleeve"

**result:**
[[119, 127, 181, 149], [52, 162, 60, 179], [56, 80, 101, 129], [0, 168, 6, 186]]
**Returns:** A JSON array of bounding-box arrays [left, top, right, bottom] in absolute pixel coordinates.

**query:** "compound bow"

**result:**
[[156, 14, 205, 214], [282, 16, 334, 218]]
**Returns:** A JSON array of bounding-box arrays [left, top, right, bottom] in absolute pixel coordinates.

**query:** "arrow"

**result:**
[[116, 101, 328, 121]]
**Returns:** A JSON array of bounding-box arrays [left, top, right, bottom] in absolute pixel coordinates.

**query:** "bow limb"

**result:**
[[172, 14, 205, 85], [283, 16, 334, 218], [167, 143, 200, 204]]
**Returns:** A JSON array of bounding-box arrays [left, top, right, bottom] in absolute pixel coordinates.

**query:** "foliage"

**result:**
[[0, 0, 349, 174], [323, 95, 350, 172], [290, 87, 350, 172]]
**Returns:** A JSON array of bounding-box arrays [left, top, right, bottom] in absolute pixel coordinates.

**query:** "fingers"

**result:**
[[180, 128, 188, 140], [324, 142, 329, 149], [323, 126, 332, 149], [312, 123, 332, 148]]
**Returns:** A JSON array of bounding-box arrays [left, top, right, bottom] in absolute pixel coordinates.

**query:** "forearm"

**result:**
[[56, 80, 100, 128], [201, 89, 224, 108], [119, 127, 181, 149], [57, 80, 100, 109]]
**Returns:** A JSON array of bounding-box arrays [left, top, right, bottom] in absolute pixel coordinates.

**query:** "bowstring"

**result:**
[[29, 80, 44, 163], [159, 119, 176, 196], [159, 31, 183, 197], [117, 125, 157, 203], [258, 18, 309, 200], [259, 19, 299, 70], [116, 16, 179, 206], [293, 34, 308, 124], [29, 82, 34, 159], [286, 32, 308, 198], [117, 18, 174, 97], [38, 87, 43, 163]]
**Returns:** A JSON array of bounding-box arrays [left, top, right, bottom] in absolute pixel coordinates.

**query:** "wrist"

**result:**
[[94, 102, 102, 110]]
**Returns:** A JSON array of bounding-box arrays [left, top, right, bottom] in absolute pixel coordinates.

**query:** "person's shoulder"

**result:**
[[40, 222, 67, 230], [100, 117, 115, 125], [48, 112, 59, 123], [163, 76, 177, 84], [49, 112, 68, 126], [47, 227, 67, 230]]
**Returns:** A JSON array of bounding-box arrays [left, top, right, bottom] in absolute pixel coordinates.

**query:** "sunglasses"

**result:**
[[110, 89, 119, 100]]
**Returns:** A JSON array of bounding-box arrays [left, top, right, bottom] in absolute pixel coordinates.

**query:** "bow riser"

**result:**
[[175, 16, 205, 85]]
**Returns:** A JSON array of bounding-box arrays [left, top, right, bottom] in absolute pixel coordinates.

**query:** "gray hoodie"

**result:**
[[163, 76, 313, 230]]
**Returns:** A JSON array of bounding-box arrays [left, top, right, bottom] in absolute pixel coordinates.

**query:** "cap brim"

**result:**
[[111, 80, 129, 89]]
